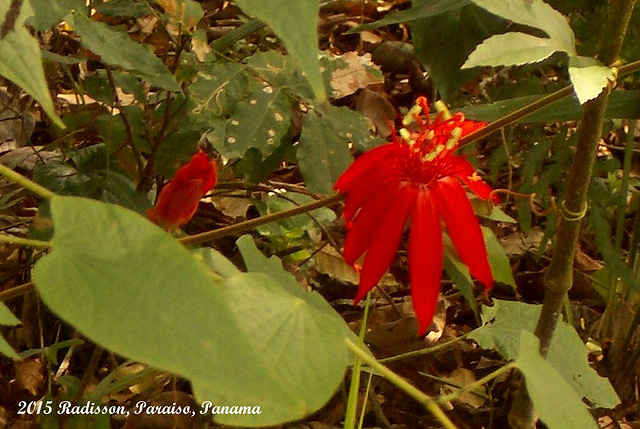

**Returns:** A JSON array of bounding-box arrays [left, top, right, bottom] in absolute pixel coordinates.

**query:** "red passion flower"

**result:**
[[147, 150, 217, 229], [334, 97, 497, 334]]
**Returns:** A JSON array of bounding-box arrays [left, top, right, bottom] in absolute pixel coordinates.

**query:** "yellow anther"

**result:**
[[434, 100, 452, 120], [425, 145, 444, 161], [399, 127, 412, 142], [445, 127, 463, 149], [402, 103, 424, 126]]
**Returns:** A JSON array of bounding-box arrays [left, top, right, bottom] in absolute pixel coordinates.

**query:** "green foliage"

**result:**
[[470, 300, 620, 409], [297, 105, 379, 195], [68, 12, 180, 92], [32, 145, 149, 212], [234, 0, 325, 101], [33, 196, 353, 426], [443, 252, 479, 316], [568, 56, 617, 104], [253, 192, 336, 259], [349, 0, 469, 32], [411, 3, 508, 100], [461, 90, 640, 122], [464, 0, 616, 104], [0, 303, 20, 359], [0, 0, 63, 127], [515, 331, 599, 429], [464, 0, 576, 68], [482, 227, 517, 288]]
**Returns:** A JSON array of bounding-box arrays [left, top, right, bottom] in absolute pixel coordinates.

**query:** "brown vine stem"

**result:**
[[458, 58, 640, 150], [179, 192, 345, 246], [509, 1, 638, 428]]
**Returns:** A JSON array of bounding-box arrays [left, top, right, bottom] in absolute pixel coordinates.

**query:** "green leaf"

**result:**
[[0, 0, 64, 128], [26, 0, 86, 30], [443, 252, 479, 317], [236, 235, 299, 291], [471, 199, 516, 223], [69, 13, 180, 92], [482, 227, 516, 287], [460, 90, 640, 122], [516, 331, 598, 429], [189, 63, 249, 122], [0, 303, 20, 359], [470, 300, 620, 409], [463, 32, 564, 67], [469, 299, 538, 359], [568, 56, 616, 104], [234, 0, 325, 101], [93, 0, 151, 18], [193, 247, 242, 279], [224, 87, 292, 159], [411, 3, 508, 100], [33, 196, 351, 426], [253, 193, 336, 240], [347, 0, 469, 32], [33, 161, 150, 213], [298, 107, 354, 195], [468, 0, 576, 54]]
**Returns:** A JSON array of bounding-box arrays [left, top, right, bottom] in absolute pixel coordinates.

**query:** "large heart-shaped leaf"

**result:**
[[33, 196, 351, 426]]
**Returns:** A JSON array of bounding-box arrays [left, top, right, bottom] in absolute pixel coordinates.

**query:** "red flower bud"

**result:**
[[147, 150, 217, 229]]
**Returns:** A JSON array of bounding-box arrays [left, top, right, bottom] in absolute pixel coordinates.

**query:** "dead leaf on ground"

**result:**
[[13, 359, 45, 396], [500, 228, 546, 257], [314, 246, 359, 285], [330, 52, 384, 98], [440, 368, 487, 409]]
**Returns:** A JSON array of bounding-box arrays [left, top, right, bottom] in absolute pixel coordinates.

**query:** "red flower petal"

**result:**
[[461, 175, 496, 201], [172, 150, 217, 193], [147, 150, 217, 229], [334, 143, 399, 192], [450, 156, 498, 202], [354, 184, 417, 303], [147, 179, 204, 227], [432, 177, 493, 289], [343, 180, 400, 265], [409, 187, 443, 335]]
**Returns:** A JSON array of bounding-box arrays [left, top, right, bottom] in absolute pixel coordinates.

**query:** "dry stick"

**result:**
[[179, 193, 345, 246], [508, 2, 638, 428], [4, 60, 640, 301]]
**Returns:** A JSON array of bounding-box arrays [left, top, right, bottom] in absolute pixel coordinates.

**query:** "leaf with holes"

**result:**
[[188, 63, 249, 123], [298, 108, 354, 195], [298, 104, 381, 194], [0, 0, 64, 128], [222, 85, 292, 159], [32, 196, 353, 426], [234, 0, 325, 101]]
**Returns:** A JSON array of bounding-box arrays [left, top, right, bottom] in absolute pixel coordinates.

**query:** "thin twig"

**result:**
[[179, 193, 345, 246]]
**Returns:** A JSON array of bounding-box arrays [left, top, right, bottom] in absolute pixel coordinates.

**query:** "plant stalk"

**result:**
[[509, 0, 637, 427], [345, 338, 458, 429], [179, 192, 345, 246], [0, 164, 56, 200]]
